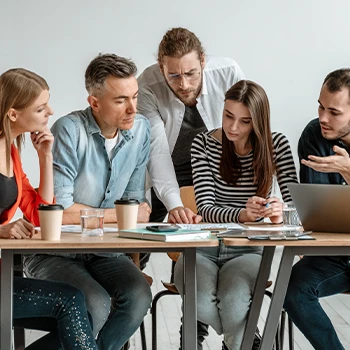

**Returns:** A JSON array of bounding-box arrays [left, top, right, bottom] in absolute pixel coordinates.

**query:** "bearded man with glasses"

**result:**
[[137, 27, 244, 350], [138, 27, 245, 226]]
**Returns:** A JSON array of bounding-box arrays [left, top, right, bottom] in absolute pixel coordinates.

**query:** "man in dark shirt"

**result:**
[[284, 68, 350, 350]]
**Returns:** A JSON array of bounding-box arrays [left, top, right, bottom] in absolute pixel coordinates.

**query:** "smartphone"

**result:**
[[146, 225, 179, 232]]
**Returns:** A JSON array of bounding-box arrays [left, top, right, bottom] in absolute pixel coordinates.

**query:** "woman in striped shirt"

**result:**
[[175, 80, 298, 350]]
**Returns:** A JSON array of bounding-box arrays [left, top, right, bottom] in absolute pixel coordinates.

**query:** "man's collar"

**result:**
[[200, 71, 208, 96], [85, 107, 101, 136], [120, 128, 133, 141]]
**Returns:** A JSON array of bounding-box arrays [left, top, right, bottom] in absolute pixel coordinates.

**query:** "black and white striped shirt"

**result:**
[[191, 129, 298, 223]]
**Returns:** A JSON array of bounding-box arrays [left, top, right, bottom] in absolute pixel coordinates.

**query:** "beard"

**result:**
[[320, 121, 350, 140], [164, 76, 203, 107]]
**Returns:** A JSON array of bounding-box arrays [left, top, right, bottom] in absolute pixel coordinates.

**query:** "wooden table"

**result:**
[[0, 229, 218, 350], [223, 232, 350, 350]]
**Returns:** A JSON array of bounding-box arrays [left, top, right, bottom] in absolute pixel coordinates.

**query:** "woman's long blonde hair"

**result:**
[[0, 68, 49, 175]]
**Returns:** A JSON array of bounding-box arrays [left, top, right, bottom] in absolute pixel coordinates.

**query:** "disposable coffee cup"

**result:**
[[38, 204, 64, 241], [114, 199, 139, 230], [282, 202, 300, 226]]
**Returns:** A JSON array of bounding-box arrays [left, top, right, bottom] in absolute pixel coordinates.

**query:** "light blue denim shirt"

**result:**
[[32, 107, 150, 259], [52, 107, 150, 209]]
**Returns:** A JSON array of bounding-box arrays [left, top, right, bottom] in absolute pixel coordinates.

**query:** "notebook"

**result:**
[[217, 229, 313, 240], [176, 223, 245, 231], [118, 228, 211, 242], [288, 183, 350, 233]]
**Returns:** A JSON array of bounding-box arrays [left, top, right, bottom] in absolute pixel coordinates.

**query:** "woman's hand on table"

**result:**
[[262, 196, 283, 224], [0, 219, 35, 239], [239, 196, 283, 224], [239, 196, 267, 222]]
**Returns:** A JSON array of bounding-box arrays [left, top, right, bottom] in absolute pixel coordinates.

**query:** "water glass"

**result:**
[[80, 208, 104, 236], [282, 203, 300, 226]]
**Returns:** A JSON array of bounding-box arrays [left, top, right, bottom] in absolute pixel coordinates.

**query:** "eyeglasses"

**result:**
[[166, 70, 201, 85]]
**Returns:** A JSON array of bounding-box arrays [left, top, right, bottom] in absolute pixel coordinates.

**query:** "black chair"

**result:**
[[279, 311, 294, 350], [151, 252, 282, 350]]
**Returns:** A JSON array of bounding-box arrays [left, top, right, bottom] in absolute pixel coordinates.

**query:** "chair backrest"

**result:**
[[165, 186, 196, 269], [180, 186, 197, 213]]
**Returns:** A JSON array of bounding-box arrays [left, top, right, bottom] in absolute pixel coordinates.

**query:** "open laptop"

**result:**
[[288, 183, 350, 233]]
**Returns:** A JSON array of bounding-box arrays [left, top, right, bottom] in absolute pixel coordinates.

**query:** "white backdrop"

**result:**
[[1, 0, 350, 192]]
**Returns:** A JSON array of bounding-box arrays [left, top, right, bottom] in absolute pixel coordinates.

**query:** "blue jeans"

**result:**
[[174, 241, 262, 350], [24, 254, 152, 350], [284, 256, 350, 350], [13, 277, 96, 350]]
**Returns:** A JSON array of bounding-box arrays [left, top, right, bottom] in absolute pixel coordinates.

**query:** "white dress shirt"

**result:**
[[137, 56, 245, 211]]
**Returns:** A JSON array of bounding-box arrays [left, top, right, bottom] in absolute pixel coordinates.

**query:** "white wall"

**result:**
[[2, 0, 350, 189]]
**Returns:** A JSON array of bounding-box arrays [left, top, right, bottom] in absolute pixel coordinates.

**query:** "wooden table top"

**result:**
[[0, 230, 219, 250], [223, 232, 350, 247]]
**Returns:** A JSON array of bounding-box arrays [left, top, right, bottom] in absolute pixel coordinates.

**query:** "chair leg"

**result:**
[[279, 309, 286, 350], [140, 320, 147, 350], [275, 325, 281, 350], [14, 327, 25, 350], [151, 290, 178, 350], [288, 316, 294, 350], [264, 289, 284, 350]]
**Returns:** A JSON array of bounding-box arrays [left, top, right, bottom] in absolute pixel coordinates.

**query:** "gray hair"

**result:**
[[85, 53, 137, 97]]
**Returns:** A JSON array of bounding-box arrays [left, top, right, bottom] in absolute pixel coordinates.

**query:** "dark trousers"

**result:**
[[284, 256, 350, 350], [13, 277, 96, 350]]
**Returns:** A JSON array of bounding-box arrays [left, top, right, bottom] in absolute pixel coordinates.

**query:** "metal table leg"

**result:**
[[182, 247, 197, 350], [241, 246, 276, 350], [260, 247, 295, 350]]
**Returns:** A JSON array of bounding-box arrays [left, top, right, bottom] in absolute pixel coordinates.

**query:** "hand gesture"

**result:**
[[168, 206, 202, 224], [31, 126, 54, 157], [137, 202, 152, 223], [0, 219, 35, 239], [301, 145, 350, 175]]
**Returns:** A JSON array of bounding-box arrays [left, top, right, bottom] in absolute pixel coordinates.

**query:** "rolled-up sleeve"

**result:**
[[51, 118, 79, 209]]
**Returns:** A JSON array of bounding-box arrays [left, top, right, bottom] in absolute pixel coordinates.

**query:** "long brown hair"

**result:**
[[0, 68, 49, 175], [220, 80, 275, 197]]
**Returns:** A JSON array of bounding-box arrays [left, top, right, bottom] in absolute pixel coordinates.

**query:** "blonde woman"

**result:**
[[0, 68, 97, 349]]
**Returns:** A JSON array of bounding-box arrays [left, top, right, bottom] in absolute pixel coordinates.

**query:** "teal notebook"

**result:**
[[118, 228, 211, 242]]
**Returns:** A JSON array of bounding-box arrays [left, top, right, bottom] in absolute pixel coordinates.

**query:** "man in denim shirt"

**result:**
[[284, 68, 350, 350], [24, 54, 152, 350]]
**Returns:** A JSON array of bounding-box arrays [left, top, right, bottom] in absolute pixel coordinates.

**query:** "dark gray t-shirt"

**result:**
[[0, 174, 17, 219], [171, 105, 207, 183]]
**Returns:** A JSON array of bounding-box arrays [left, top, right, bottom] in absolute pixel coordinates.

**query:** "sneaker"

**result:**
[[179, 320, 208, 350], [222, 331, 261, 350]]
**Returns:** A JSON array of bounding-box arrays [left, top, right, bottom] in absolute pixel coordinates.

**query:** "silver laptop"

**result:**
[[288, 183, 350, 233]]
